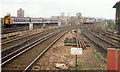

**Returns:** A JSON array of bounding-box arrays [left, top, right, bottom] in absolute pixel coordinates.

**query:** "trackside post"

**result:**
[[71, 48, 82, 72]]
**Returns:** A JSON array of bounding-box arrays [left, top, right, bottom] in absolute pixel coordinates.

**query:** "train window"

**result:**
[[18, 19, 20, 21], [28, 19, 29, 22], [31, 19, 33, 22], [19, 19, 21, 21], [17, 19, 19, 21], [24, 19, 26, 22], [8, 18, 10, 20], [20, 19, 22, 21], [14, 18, 16, 21], [16, 18, 17, 21], [25, 19, 27, 22], [17, 19, 18, 21], [26, 19, 28, 22], [13, 18, 15, 21], [25, 19, 26, 22], [23, 19, 25, 22], [21, 19, 23, 22]]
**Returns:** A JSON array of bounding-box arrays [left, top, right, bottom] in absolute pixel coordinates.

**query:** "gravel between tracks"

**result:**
[[31, 29, 107, 70], [2, 30, 65, 70]]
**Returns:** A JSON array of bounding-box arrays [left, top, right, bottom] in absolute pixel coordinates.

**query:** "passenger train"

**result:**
[[2, 16, 58, 27], [83, 18, 95, 24]]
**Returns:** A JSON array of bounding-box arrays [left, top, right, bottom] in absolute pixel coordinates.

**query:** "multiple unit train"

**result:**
[[2, 16, 58, 27], [83, 17, 106, 24], [83, 18, 95, 24]]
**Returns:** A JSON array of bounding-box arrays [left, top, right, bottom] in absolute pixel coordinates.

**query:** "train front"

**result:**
[[3, 16, 12, 27]]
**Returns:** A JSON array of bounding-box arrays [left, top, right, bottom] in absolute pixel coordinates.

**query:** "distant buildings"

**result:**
[[76, 12, 83, 24], [50, 12, 83, 26], [60, 12, 65, 17], [17, 8, 24, 17]]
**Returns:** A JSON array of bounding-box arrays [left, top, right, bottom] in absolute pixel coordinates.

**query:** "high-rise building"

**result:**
[[61, 12, 65, 17], [76, 12, 82, 20], [76, 12, 83, 24], [17, 8, 24, 17]]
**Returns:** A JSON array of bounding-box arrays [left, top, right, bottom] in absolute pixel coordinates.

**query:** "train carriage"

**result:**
[[30, 18, 43, 23], [11, 17, 30, 24], [49, 20, 58, 23]]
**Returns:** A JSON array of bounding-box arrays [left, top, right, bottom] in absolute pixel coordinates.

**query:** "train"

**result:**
[[2, 16, 58, 27], [83, 18, 95, 24], [83, 17, 107, 24]]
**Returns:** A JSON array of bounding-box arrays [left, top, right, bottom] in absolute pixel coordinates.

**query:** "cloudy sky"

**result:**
[[0, 0, 119, 19]]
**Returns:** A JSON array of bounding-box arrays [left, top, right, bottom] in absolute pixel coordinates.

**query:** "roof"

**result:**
[[113, 1, 120, 8], [11, 17, 30, 18]]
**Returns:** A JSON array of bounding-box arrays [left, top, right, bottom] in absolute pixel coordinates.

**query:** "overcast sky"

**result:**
[[0, 0, 119, 19]]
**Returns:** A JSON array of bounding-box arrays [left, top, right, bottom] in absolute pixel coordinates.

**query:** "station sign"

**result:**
[[71, 48, 82, 55]]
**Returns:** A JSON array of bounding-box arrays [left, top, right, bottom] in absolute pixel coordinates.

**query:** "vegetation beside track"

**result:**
[[105, 20, 116, 33]]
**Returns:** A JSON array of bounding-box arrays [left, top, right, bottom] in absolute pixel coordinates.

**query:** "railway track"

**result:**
[[2, 27, 63, 52], [89, 24, 120, 40], [105, 31, 120, 37], [103, 31, 120, 40], [2, 26, 60, 42], [2, 26, 69, 59], [2, 27, 29, 34], [23, 30, 70, 72], [81, 26, 119, 51], [2, 26, 66, 45], [2, 30, 60, 65], [89, 28, 119, 46], [2, 26, 72, 71]]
